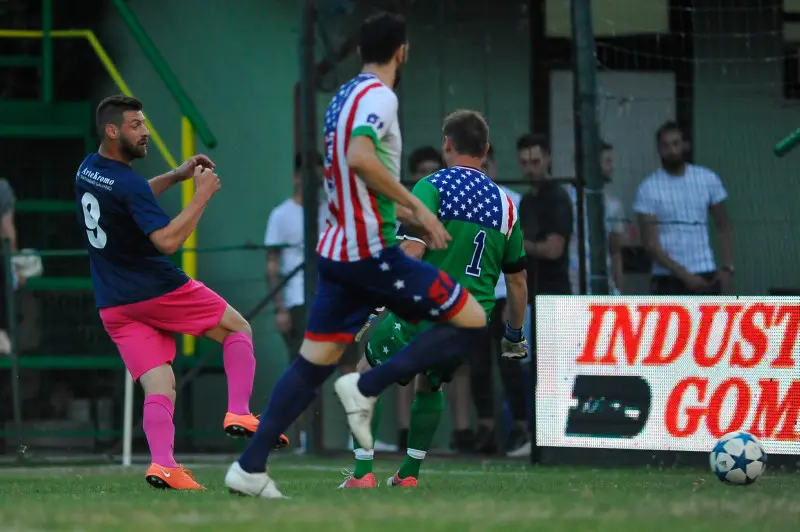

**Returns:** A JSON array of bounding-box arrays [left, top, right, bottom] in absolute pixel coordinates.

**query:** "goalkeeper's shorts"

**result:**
[[363, 312, 461, 389]]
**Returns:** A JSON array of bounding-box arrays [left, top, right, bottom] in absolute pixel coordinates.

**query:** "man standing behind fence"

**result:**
[[264, 152, 360, 453], [515, 134, 573, 458], [568, 141, 627, 294], [633, 121, 734, 295]]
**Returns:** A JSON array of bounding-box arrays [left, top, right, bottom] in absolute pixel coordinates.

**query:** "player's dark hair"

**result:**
[[96, 95, 142, 139], [442, 110, 489, 158], [294, 151, 323, 173], [408, 146, 444, 173], [656, 121, 682, 144], [359, 12, 407, 65], [516, 133, 550, 154]]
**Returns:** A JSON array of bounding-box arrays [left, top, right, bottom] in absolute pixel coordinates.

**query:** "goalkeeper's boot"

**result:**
[[145, 463, 205, 490], [387, 472, 418, 488], [334, 373, 377, 451], [338, 471, 378, 489], [223, 412, 290, 450]]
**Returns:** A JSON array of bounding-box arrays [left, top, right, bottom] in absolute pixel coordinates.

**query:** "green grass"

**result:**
[[0, 456, 799, 531]]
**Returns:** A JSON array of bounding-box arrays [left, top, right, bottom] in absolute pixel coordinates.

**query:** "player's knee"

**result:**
[[299, 339, 347, 366], [414, 373, 436, 393], [139, 364, 176, 400], [448, 294, 487, 329], [236, 319, 253, 337], [356, 356, 372, 374]]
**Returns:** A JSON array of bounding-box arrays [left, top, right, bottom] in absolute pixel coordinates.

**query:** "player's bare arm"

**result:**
[[638, 212, 709, 291], [347, 136, 450, 249], [149, 167, 220, 255], [504, 270, 527, 331], [149, 154, 216, 197]]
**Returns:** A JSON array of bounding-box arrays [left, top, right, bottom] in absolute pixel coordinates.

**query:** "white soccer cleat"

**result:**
[[334, 373, 377, 451], [224, 461, 286, 499]]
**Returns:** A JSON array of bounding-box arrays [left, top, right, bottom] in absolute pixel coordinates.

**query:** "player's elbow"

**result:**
[[149, 228, 179, 255]]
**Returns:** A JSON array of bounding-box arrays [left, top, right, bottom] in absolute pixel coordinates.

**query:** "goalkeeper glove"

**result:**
[[500, 323, 529, 360], [355, 306, 385, 342]]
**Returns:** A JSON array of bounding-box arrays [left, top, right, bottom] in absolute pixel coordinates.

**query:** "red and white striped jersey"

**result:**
[[317, 73, 402, 262]]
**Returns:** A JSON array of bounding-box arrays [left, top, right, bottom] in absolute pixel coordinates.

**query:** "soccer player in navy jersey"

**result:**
[[225, 13, 489, 499], [76, 95, 288, 490]]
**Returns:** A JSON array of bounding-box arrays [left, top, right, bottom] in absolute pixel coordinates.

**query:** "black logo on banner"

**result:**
[[565, 375, 652, 438]]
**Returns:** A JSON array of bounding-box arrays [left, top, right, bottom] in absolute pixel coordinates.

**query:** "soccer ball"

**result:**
[[709, 431, 767, 485]]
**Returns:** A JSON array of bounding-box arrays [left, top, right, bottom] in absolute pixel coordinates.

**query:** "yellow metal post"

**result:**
[[181, 116, 197, 355]]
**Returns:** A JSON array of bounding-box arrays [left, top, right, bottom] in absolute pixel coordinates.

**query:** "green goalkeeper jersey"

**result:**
[[402, 166, 526, 317]]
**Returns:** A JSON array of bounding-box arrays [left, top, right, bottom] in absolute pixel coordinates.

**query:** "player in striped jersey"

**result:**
[[339, 110, 529, 488], [226, 12, 489, 498]]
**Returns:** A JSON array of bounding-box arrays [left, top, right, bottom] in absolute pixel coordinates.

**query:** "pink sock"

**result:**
[[223, 332, 256, 415], [142, 394, 178, 468]]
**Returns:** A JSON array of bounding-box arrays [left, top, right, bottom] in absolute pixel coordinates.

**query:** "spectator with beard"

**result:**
[[633, 121, 734, 295]]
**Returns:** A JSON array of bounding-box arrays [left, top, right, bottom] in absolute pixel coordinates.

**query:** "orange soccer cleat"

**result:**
[[223, 412, 290, 450], [338, 472, 378, 489], [387, 472, 418, 488], [145, 463, 205, 490]]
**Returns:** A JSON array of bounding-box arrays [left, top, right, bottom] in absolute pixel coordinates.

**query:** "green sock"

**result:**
[[398, 390, 444, 480], [352, 396, 382, 479]]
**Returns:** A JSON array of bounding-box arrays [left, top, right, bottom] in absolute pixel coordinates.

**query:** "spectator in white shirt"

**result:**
[[633, 121, 734, 294], [568, 141, 627, 294]]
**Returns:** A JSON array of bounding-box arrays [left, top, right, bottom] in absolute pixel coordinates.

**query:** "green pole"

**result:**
[[42, 0, 53, 102], [111, 0, 218, 149], [4, 239, 23, 459], [774, 127, 800, 157], [571, 0, 609, 295], [300, 0, 321, 456]]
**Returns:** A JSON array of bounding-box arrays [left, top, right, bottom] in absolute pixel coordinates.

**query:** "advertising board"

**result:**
[[535, 296, 800, 454]]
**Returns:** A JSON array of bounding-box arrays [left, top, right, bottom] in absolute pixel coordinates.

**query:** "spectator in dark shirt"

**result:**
[[517, 134, 573, 297]]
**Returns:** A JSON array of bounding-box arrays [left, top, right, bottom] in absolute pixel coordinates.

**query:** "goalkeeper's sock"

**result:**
[[352, 397, 383, 479], [358, 325, 487, 398], [398, 390, 444, 479]]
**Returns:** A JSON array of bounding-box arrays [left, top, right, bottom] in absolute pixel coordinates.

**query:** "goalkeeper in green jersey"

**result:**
[[339, 110, 529, 489]]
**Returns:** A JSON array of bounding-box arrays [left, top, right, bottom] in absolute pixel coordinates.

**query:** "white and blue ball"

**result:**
[[710, 431, 767, 485]]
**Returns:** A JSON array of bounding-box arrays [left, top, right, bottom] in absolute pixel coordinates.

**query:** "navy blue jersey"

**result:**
[[75, 153, 188, 308]]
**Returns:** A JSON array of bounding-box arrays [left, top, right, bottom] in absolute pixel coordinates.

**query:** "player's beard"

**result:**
[[120, 136, 146, 160]]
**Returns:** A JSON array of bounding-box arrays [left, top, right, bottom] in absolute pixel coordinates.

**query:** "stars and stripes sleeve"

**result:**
[[502, 201, 527, 273], [349, 85, 398, 146]]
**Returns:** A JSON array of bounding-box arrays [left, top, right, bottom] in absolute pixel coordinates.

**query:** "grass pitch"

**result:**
[[1, 455, 799, 531]]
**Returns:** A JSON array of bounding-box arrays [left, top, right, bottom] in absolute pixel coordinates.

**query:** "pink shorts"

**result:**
[[99, 279, 228, 381]]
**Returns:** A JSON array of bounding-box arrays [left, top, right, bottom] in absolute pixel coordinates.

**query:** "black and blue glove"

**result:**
[[501, 323, 529, 360]]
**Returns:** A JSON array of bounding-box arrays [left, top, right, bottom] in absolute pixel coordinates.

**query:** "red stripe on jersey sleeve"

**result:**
[[344, 82, 383, 260], [505, 194, 514, 235]]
